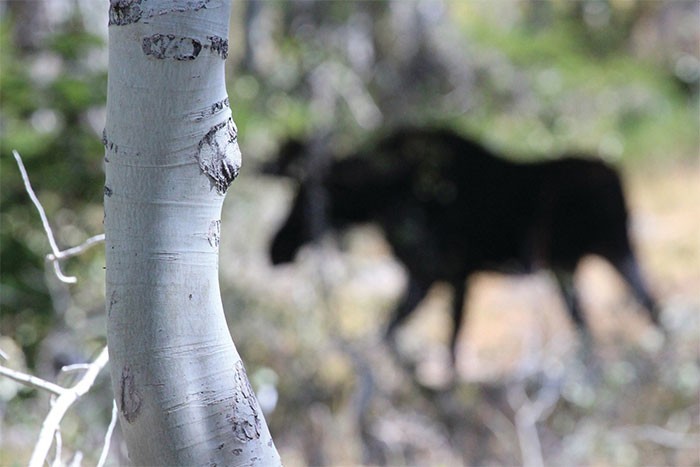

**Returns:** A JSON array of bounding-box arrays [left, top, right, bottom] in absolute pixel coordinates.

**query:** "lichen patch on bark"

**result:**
[[120, 365, 142, 423], [196, 117, 241, 194], [228, 361, 261, 442]]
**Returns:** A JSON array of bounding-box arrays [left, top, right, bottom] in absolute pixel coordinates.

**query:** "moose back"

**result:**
[[265, 128, 659, 363]]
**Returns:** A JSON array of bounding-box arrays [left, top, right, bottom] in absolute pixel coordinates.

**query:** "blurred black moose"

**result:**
[[264, 128, 660, 364]]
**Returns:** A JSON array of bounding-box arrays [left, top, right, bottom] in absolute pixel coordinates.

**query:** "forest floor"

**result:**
[[221, 158, 700, 466]]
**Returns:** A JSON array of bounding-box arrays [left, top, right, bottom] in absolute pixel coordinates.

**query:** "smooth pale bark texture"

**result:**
[[104, 1, 280, 464]]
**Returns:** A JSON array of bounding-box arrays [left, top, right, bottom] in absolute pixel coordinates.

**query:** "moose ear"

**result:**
[[259, 139, 307, 178]]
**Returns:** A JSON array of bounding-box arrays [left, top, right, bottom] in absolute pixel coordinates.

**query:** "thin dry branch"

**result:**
[[507, 378, 562, 467], [67, 451, 84, 467], [12, 150, 105, 284], [8, 150, 113, 465], [97, 400, 119, 467], [29, 346, 110, 467], [504, 319, 566, 467], [0, 365, 65, 396], [613, 424, 699, 449], [60, 363, 93, 374], [46, 233, 106, 262], [51, 430, 63, 467]]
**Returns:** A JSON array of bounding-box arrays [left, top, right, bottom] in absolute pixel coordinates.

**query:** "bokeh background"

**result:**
[[1, 0, 698, 465]]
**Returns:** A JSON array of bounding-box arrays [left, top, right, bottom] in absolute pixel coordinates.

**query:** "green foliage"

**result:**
[[449, 2, 698, 161], [0, 14, 106, 364], [227, 1, 698, 170]]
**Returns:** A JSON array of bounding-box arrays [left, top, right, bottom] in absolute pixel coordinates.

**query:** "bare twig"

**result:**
[[60, 363, 93, 374], [29, 346, 110, 467], [613, 424, 699, 449], [46, 233, 105, 262], [12, 150, 76, 283], [9, 150, 112, 464], [51, 430, 63, 467], [97, 400, 119, 467], [12, 150, 106, 284], [475, 401, 518, 458], [508, 378, 562, 467], [0, 365, 65, 396], [505, 316, 565, 467], [68, 451, 84, 467]]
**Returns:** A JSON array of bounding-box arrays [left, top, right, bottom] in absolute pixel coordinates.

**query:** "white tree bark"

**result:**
[[104, 1, 280, 464]]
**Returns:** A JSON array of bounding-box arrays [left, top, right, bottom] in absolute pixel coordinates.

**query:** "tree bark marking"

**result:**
[[142, 34, 202, 61], [207, 220, 221, 249], [102, 129, 118, 154], [188, 97, 230, 122], [229, 361, 261, 442], [109, 0, 144, 26], [206, 35, 229, 59], [109, 0, 218, 26], [119, 365, 142, 423], [196, 118, 241, 194], [108, 290, 118, 317], [141, 34, 228, 60]]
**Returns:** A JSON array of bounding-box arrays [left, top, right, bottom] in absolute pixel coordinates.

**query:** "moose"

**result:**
[[264, 128, 660, 364]]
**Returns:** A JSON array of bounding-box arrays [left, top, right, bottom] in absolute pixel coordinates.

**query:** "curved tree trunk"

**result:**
[[104, 1, 280, 464]]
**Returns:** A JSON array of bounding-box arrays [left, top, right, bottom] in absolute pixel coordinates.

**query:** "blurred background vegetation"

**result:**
[[1, 0, 698, 465]]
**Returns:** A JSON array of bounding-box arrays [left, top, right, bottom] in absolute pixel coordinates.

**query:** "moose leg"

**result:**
[[385, 276, 431, 343], [553, 270, 587, 332], [612, 254, 660, 326], [553, 268, 603, 373], [449, 279, 467, 367]]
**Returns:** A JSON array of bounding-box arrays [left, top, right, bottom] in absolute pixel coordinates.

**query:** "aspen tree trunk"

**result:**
[[104, 1, 280, 464]]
